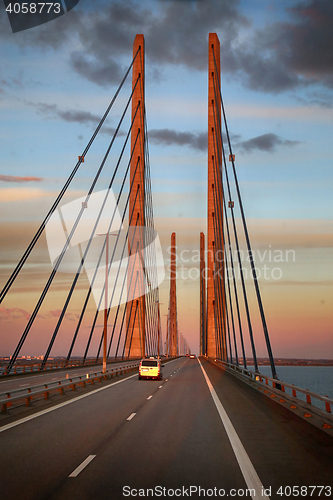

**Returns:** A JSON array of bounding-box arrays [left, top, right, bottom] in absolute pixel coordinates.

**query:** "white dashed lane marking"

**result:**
[[147, 395, 153, 400], [127, 413, 136, 421], [69, 455, 96, 478]]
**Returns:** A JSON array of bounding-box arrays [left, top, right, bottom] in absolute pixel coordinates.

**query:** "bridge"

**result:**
[[0, 34, 332, 500]]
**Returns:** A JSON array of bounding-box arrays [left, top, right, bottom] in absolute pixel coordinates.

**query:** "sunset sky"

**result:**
[[0, 0, 332, 359]]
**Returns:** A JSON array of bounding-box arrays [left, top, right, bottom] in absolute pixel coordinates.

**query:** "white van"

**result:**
[[138, 358, 163, 380]]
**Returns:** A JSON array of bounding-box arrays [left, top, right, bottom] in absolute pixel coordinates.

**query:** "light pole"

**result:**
[[164, 314, 169, 358], [180, 333, 184, 356], [97, 232, 118, 374], [155, 301, 163, 359]]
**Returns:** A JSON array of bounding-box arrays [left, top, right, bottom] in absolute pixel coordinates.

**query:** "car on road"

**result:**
[[190, 354, 196, 359], [138, 358, 163, 380]]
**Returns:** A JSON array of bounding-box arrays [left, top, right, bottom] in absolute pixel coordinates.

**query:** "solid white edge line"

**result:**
[[69, 455, 96, 477], [0, 357, 182, 433], [127, 413, 136, 421], [198, 359, 269, 500], [0, 372, 138, 433]]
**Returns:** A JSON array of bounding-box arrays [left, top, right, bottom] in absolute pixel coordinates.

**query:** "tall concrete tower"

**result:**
[[207, 33, 226, 359], [125, 35, 146, 358], [169, 232, 178, 356], [200, 232, 206, 355]]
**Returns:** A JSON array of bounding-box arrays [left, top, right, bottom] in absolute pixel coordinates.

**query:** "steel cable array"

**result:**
[[208, 46, 277, 378], [5, 49, 161, 373]]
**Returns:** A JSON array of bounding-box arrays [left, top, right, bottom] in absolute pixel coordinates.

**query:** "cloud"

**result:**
[[48, 310, 61, 318], [1, 0, 248, 86], [61, 0, 333, 93], [284, 1, 333, 85], [0, 307, 31, 323], [40, 310, 79, 321], [0, 175, 43, 183], [2, 0, 333, 96], [33, 101, 121, 136], [66, 2, 157, 86], [35, 101, 99, 123], [57, 108, 102, 125], [0, 76, 24, 89], [148, 128, 298, 154], [149, 129, 207, 151], [228, 0, 333, 93], [70, 52, 124, 87], [293, 90, 333, 108], [0, 307, 81, 323], [236, 133, 300, 153]]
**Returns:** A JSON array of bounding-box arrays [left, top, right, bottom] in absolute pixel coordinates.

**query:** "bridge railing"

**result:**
[[0, 357, 141, 377], [0, 362, 140, 413], [208, 357, 333, 415], [0, 356, 174, 413]]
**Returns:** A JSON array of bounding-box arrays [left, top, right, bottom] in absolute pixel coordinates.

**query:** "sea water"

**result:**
[[253, 365, 333, 411]]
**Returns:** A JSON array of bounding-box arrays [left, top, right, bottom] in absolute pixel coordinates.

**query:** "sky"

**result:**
[[0, 0, 332, 360]]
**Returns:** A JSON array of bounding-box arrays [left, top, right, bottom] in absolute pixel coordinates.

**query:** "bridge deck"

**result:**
[[0, 357, 332, 499], [0, 359, 140, 393]]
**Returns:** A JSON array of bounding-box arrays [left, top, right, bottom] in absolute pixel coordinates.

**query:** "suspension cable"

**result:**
[[212, 50, 277, 378], [0, 51, 139, 305], [6, 84, 141, 373]]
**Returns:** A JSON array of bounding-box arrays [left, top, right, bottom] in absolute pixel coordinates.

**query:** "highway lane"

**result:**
[[0, 359, 141, 392], [1, 357, 333, 500], [201, 359, 333, 494], [0, 357, 248, 499]]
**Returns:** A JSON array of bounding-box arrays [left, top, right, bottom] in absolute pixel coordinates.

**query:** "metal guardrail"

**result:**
[[208, 357, 333, 415], [0, 357, 141, 376], [0, 362, 140, 413]]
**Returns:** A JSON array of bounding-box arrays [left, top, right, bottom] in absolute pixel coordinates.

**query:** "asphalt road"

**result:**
[[1, 357, 333, 500]]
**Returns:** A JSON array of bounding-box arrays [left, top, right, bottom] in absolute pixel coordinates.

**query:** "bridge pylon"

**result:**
[[200, 232, 206, 355], [125, 34, 146, 359], [168, 232, 178, 356], [207, 33, 227, 360]]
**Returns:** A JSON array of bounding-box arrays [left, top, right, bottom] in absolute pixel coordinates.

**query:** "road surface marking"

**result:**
[[127, 413, 136, 421], [147, 395, 153, 400], [198, 359, 269, 500], [0, 359, 181, 433], [159, 385, 163, 389], [69, 455, 96, 477], [0, 373, 138, 433], [0, 359, 177, 386]]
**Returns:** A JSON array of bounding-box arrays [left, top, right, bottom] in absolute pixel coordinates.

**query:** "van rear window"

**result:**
[[141, 360, 158, 367]]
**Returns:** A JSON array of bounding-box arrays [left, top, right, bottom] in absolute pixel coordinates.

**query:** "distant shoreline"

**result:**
[[0, 357, 332, 367], [240, 358, 333, 367]]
